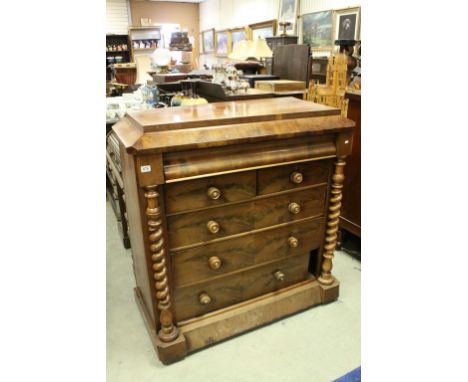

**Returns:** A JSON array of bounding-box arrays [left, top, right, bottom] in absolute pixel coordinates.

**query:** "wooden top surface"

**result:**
[[113, 97, 354, 153], [125, 97, 338, 132]]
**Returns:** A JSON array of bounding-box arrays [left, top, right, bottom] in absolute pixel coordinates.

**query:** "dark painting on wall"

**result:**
[[334, 8, 360, 41], [338, 14, 357, 40]]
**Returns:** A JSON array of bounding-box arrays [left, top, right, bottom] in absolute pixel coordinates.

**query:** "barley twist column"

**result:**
[[144, 185, 179, 342], [318, 157, 346, 285]]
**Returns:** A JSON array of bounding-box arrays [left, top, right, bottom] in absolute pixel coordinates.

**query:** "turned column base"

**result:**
[[134, 288, 187, 365], [318, 279, 340, 303]]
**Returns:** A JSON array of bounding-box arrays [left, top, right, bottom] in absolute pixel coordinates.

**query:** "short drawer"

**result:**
[[173, 253, 310, 322], [164, 171, 256, 214], [171, 217, 324, 288], [257, 159, 332, 195], [167, 186, 327, 249]]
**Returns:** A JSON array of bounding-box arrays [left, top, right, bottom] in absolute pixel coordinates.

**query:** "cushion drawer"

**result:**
[[257, 159, 332, 195], [164, 171, 256, 214], [174, 253, 310, 322], [171, 217, 324, 288], [167, 186, 327, 249]]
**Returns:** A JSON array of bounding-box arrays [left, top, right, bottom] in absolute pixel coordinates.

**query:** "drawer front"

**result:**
[[257, 159, 332, 195], [174, 253, 310, 322], [164, 171, 256, 214], [167, 186, 327, 249], [171, 217, 324, 288]]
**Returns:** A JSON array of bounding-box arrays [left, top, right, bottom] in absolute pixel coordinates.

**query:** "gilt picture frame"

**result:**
[[215, 30, 230, 56], [248, 20, 276, 40], [201, 28, 215, 54], [278, 0, 299, 34], [302, 10, 334, 50]]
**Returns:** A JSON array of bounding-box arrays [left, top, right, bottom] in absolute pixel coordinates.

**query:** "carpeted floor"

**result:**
[[106, 201, 361, 382]]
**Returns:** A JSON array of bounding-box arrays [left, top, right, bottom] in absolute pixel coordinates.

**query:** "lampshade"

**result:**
[[228, 40, 253, 60], [248, 38, 272, 59], [151, 48, 171, 67], [228, 38, 272, 61]]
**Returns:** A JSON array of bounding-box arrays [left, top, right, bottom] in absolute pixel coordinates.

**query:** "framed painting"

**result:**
[[230, 27, 247, 51], [215, 30, 230, 56], [278, 0, 299, 34], [302, 10, 333, 49], [201, 28, 215, 54], [248, 20, 276, 40], [334, 7, 361, 41]]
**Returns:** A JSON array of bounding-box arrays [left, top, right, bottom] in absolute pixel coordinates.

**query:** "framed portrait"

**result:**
[[215, 30, 229, 56], [248, 20, 276, 40], [201, 28, 215, 54], [334, 7, 360, 41], [230, 27, 247, 51], [278, 0, 299, 34], [302, 10, 333, 49]]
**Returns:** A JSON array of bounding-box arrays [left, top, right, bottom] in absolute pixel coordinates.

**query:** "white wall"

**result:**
[[200, 0, 279, 31]]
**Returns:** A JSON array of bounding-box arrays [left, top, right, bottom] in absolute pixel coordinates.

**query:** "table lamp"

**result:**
[[151, 48, 172, 73]]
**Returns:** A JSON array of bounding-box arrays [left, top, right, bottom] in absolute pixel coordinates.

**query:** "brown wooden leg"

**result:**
[[318, 157, 346, 286]]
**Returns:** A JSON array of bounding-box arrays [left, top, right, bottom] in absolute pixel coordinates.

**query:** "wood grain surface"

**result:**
[[171, 217, 324, 288], [126, 97, 338, 132], [258, 159, 333, 195], [167, 186, 327, 249], [173, 253, 310, 321], [163, 136, 336, 181], [164, 171, 256, 214]]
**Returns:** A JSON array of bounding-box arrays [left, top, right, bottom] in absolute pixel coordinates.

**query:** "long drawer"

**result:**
[[171, 217, 324, 288], [164, 171, 256, 214], [167, 186, 327, 249], [173, 253, 310, 322]]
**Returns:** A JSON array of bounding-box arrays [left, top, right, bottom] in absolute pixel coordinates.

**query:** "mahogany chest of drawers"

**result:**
[[113, 97, 354, 364]]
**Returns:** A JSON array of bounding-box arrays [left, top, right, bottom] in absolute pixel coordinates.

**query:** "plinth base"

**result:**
[[135, 276, 340, 364]]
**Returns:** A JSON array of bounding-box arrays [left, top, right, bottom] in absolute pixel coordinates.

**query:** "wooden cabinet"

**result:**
[[112, 97, 354, 364], [340, 91, 361, 238], [106, 131, 130, 248]]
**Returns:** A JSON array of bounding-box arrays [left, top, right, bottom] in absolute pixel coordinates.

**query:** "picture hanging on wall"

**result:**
[[334, 7, 361, 41], [302, 10, 333, 49], [215, 30, 229, 56], [230, 27, 247, 51], [278, 0, 299, 34], [248, 20, 276, 40], [201, 28, 215, 54]]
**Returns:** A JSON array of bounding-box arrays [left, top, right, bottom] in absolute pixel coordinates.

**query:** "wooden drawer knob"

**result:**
[[206, 220, 220, 234], [290, 171, 303, 184], [207, 186, 221, 200], [199, 292, 211, 305], [288, 202, 301, 214], [274, 270, 285, 282], [288, 236, 299, 248], [208, 256, 222, 270]]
